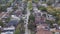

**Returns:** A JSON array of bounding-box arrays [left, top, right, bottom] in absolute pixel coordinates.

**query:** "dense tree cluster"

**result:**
[[0, 20, 5, 27], [47, 6, 60, 25], [14, 19, 25, 34], [38, 6, 47, 11], [28, 14, 36, 33]]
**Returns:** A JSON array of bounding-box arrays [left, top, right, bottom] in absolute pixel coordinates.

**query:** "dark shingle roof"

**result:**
[[7, 20, 19, 26]]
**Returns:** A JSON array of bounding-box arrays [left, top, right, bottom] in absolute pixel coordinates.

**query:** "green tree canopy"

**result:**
[[14, 29, 20, 34], [29, 14, 35, 22], [46, 20, 55, 28], [28, 14, 36, 32], [38, 6, 47, 11], [28, 1, 32, 10], [0, 21, 4, 27]]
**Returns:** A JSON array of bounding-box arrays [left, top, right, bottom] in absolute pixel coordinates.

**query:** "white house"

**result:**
[[47, 14, 55, 21], [11, 15, 20, 20], [1, 26, 15, 34], [41, 4, 47, 7], [7, 7, 13, 12], [33, 7, 39, 13]]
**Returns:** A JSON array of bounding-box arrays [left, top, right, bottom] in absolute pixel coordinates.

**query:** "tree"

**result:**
[[47, 0, 53, 6], [28, 14, 36, 32], [13, 6, 18, 11], [29, 14, 35, 22], [6, 2, 11, 7], [28, 1, 32, 10], [0, 6, 7, 12], [46, 20, 55, 28], [38, 6, 47, 11], [58, 20, 60, 25], [14, 29, 20, 34], [19, 19, 24, 24], [28, 22, 36, 31], [0, 21, 4, 27], [33, 0, 39, 3], [5, 17, 11, 23], [16, 19, 25, 34], [15, 19, 24, 34]]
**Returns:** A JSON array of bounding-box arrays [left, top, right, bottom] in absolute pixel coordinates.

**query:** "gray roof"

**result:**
[[7, 20, 19, 26]]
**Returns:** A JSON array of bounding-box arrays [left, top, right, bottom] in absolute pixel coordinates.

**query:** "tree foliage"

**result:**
[[33, 0, 39, 3], [46, 20, 55, 28], [38, 6, 47, 11], [28, 1, 32, 10], [14, 29, 20, 34], [46, 6, 60, 26], [0, 21, 4, 27], [28, 14, 36, 32], [0, 6, 7, 12], [13, 6, 18, 11], [29, 14, 35, 22]]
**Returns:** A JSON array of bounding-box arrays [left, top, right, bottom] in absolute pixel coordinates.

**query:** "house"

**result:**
[[7, 20, 19, 26], [0, 12, 5, 20], [36, 30, 52, 34], [2, 12, 10, 19], [36, 24, 52, 34], [41, 4, 47, 7], [47, 14, 55, 21], [53, 3, 60, 8], [1, 26, 15, 34], [34, 10, 47, 25], [33, 5, 55, 21], [7, 7, 13, 12], [33, 8, 47, 17], [12, 9, 22, 17], [11, 15, 20, 20], [36, 24, 60, 34], [32, 3, 37, 7], [41, 10, 47, 17], [35, 16, 46, 25], [50, 28, 60, 34], [33, 7, 38, 13]]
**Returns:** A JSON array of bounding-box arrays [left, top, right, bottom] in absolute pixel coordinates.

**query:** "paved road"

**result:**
[[22, 0, 31, 34], [24, 8, 30, 34]]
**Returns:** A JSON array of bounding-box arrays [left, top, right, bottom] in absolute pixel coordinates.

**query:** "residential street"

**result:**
[[24, 8, 30, 34]]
